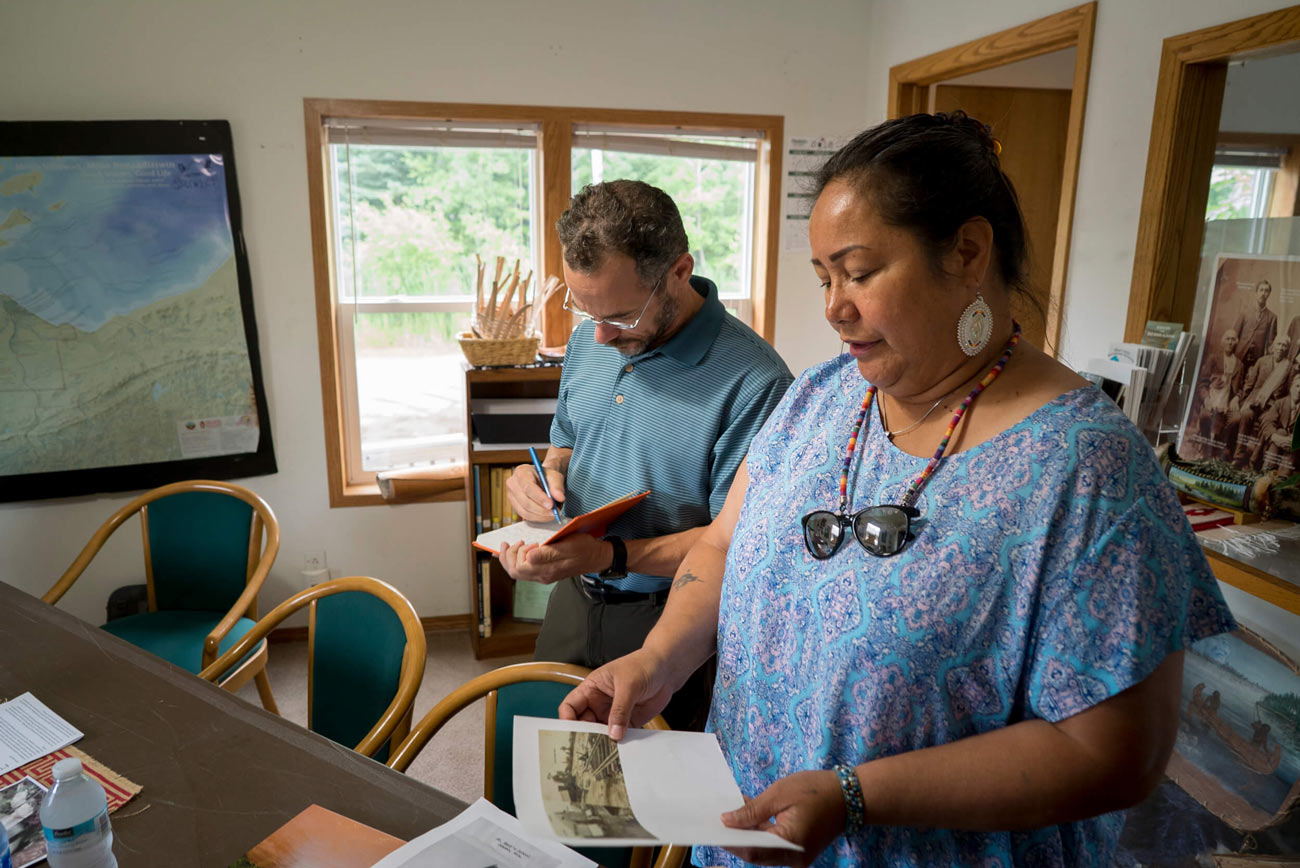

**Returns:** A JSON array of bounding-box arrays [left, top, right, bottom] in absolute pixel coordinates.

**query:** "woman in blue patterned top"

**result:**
[[560, 113, 1236, 867]]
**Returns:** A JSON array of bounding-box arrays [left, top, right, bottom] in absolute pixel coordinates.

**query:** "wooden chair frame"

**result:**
[[388, 661, 685, 868], [43, 478, 280, 711], [200, 576, 427, 759]]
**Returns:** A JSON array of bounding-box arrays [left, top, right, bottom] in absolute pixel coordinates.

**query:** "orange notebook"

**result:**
[[473, 490, 649, 554], [229, 804, 402, 868]]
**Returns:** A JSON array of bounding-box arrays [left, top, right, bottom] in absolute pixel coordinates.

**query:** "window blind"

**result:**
[[572, 124, 761, 162], [1214, 145, 1287, 170], [324, 118, 540, 150]]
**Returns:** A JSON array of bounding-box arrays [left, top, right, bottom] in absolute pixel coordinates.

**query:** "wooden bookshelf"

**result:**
[[463, 362, 563, 658]]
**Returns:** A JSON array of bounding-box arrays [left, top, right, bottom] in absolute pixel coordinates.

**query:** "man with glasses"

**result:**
[[499, 180, 792, 729]]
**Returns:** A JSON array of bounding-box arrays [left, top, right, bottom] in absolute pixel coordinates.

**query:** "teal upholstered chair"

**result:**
[[201, 576, 426, 761], [387, 662, 686, 868], [44, 479, 280, 711]]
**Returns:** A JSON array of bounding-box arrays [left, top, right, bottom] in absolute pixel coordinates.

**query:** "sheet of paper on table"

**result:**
[[368, 797, 595, 868], [0, 693, 83, 775], [512, 717, 801, 851]]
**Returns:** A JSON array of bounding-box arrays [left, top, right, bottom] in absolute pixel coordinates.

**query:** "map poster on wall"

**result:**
[[0, 120, 275, 502], [1179, 252, 1300, 479]]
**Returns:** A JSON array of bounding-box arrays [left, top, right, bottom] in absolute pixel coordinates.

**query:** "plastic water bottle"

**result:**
[[39, 759, 117, 868]]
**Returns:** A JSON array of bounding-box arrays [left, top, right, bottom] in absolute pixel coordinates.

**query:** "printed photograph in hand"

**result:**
[[1181, 254, 1300, 476], [0, 776, 48, 868], [538, 731, 654, 841]]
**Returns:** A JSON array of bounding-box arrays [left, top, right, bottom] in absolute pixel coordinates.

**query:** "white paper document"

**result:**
[[475, 518, 564, 551], [0, 693, 83, 775], [512, 717, 801, 851], [783, 135, 849, 252], [368, 797, 595, 868]]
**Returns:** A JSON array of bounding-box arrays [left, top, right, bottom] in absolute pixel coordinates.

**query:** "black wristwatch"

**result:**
[[599, 535, 628, 579]]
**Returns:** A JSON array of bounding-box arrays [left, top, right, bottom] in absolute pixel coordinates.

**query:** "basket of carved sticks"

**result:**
[[458, 255, 562, 367]]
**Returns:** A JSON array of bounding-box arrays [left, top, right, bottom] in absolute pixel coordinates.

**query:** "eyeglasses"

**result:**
[[562, 269, 667, 330], [801, 504, 919, 559]]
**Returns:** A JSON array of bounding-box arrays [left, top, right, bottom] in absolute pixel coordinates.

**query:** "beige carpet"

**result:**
[[234, 628, 530, 803]]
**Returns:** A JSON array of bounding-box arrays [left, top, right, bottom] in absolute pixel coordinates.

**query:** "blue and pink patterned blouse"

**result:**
[[695, 355, 1235, 868]]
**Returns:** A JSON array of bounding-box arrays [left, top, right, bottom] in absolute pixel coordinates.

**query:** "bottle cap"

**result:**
[[52, 758, 84, 781]]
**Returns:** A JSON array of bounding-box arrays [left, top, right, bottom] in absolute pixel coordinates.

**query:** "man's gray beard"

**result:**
[[612, 290, 680, 357]]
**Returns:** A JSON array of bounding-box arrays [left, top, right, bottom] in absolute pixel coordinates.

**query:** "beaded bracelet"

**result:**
[[833, 763, 866, 836]]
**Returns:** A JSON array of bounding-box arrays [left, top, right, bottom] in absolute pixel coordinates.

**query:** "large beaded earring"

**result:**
[[957, 293, 993, 356]]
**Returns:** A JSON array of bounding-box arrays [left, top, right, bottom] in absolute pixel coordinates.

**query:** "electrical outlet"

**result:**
[[304, 550, 327, 570]]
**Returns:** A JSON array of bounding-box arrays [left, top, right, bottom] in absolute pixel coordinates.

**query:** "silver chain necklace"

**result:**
[[878, 393, 947, 440]]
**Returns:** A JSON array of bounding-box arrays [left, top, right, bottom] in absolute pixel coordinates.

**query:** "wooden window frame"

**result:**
[[1124, 6, 1300, 340], [304, 99, 784, 507], [888, 2, 1098, 356]]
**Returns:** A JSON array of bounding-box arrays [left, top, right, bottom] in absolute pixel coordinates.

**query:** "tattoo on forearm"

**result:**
[[673, 570, 701, 591]]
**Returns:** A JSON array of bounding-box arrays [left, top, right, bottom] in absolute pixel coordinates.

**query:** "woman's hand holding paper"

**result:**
[[719, 770, 846, 867], [558, 648, 676, 740]]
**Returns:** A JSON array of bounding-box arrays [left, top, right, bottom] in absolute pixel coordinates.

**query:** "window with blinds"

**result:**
[[571, 125, 762, 322], [325, 118, 541, 476], [306, 101, 783, 506], [1208, 144, 1287, 222]]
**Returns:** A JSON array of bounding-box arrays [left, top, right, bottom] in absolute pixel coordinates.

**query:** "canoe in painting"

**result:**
[[1167, 627, 1300, 832]]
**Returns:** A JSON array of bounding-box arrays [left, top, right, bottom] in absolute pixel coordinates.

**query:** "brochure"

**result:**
[[369, 797, 595, 868]]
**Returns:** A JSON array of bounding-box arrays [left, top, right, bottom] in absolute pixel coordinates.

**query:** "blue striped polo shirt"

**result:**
[[550, 275, 793, 592]]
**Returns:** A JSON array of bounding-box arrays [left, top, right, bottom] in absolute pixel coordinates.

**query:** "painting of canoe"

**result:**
[[1167, 627, 1300, 832]]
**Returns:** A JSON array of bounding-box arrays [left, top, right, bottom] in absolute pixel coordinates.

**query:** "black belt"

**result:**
[[577, 575, 669, 605]]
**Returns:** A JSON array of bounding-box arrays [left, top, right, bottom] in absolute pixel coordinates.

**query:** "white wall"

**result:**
[[1219, 53, 1300, 135], [942, 46, 1077, 90], [0, 0, 870, 624]]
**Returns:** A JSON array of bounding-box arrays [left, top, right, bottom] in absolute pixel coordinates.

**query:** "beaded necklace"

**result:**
[[836, 322, 1022, 514]]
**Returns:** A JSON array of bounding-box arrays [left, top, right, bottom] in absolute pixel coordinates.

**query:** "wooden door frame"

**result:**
[[1125, 6, 1300, 341], [888, 2, 1097, 355]]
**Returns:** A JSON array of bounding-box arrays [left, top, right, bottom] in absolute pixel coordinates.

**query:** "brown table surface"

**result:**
[[0, 582, 464, 867]]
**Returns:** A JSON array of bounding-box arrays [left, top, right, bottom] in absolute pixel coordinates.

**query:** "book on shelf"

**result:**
[[474, 561, 483, 637], [472, 465, 483, 535], [490, 467, 503, 530], [479, 560, 492, 638], [512, 579, 554, 623], [474, 490, 650, 554]]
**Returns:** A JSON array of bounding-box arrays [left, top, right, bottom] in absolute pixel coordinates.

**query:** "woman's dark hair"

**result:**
[[813, 112, 1034, 309]]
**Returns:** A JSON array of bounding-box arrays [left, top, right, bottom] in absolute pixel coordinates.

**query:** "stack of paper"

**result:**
[[370, 798, 596, 868], [1081, 322, 1194, 435], [1082, 356, 1147, 425]]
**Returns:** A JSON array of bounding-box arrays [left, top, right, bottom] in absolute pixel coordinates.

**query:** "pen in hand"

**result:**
[[529, 447, 564, 525]]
